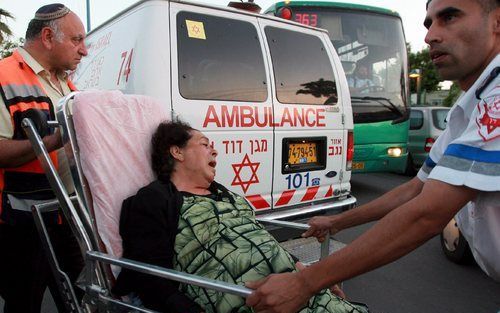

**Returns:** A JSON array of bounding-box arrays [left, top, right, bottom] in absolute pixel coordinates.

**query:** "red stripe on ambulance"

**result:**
[[275, 190, 295, 206], [246, 194, 270, 210], [325, 185, 333, 198], [301, 186, 319, 201]]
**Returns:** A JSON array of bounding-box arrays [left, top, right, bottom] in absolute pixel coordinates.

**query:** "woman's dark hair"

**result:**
[[151, 120, 194, 180]]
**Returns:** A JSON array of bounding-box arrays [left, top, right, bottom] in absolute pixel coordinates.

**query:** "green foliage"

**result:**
[[0, 37, 24, 59], [442, 82, 461, 107], [408, 47, 441, 93], [0, 8, 14, 45]]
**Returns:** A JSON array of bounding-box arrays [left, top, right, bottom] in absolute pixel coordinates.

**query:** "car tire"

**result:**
[[440, 218, 474, 264], [404, 153, 416, 176]]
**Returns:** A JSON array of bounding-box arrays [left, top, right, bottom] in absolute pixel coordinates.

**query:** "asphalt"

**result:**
[[336, 173, 500, 313], [1, 173, 499, 313]]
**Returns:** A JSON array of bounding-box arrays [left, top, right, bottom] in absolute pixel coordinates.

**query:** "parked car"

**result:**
[[407, 106, 450, 173]]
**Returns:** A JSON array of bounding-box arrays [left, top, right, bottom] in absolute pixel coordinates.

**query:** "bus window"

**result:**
[[272, 7, 409, 123]]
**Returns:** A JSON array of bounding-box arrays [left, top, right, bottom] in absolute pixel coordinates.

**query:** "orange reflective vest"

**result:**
[[0, 50, 76, 223]]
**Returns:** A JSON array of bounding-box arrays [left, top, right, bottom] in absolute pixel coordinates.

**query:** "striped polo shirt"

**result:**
[[417, 54, 500, 282]]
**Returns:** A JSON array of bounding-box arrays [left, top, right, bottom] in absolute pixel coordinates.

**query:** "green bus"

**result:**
[[266, 1, 410, 173]]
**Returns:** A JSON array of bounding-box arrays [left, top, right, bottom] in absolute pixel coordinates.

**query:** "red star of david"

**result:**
[[191, 25, 200, 34], [231, 154, 260, 194], [479, 112, 500, 134]]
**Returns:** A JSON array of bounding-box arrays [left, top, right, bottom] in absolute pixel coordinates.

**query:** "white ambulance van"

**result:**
[[73, 0, 356, 220]]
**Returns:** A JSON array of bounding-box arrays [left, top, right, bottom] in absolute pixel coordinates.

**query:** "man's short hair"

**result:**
[[151, 120, 195, 180], [25, 3, 70, 42], [426, 0, 500, 12]]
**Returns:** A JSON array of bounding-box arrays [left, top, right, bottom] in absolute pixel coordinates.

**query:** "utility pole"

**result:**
[[86, 0, 91, 32]]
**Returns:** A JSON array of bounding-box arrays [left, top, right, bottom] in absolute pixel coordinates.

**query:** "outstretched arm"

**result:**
[[303, 176, 424, 241], [247, 179, 476, 313]]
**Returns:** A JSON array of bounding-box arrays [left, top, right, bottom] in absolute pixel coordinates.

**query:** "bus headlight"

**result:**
[[387, 147, 403, 157]]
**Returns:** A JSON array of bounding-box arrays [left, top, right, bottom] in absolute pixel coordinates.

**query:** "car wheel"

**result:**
[[440, 218, 474, 264], [404, 153, 416, 176]]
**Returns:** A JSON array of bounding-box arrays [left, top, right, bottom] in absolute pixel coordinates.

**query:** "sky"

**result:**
[[2, 0, 429, 52]]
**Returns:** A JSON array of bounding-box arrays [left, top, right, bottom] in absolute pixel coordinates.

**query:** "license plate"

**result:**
[[352, 162, 365, 170], [288, 142, 317, 165]]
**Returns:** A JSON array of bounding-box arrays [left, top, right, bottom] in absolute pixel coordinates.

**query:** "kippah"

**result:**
[[34, 3, 70, 21]]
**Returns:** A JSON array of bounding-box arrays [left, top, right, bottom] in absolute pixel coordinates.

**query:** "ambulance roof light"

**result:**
[[227, 0, 262, 13]]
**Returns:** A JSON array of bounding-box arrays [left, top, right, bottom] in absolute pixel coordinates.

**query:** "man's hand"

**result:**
[[43, 129, 63, 151], [246, 272, 313, 313], [295, 262, 346, 299], [301, 216, 341, 242]]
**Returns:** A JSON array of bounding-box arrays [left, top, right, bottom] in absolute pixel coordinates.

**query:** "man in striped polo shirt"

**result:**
[[247, 0, 499, 311]]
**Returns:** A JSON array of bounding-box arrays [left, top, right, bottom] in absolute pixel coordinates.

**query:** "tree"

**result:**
[[0, 37, 24, 59], [0, 8, 14, 45], [408, 46, 441, 94], [442, 82, 461, 107]]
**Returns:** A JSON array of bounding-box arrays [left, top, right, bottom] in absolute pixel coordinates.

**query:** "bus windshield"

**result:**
[[291, 8, 409, 124]]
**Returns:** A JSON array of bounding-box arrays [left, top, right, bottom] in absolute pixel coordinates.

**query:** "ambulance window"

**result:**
[[265, 27, 337, 105], [177, 12, 267, 102]]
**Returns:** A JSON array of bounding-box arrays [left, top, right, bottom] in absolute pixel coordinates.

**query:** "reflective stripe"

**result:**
[[246, 194, 270, 210], [439, 154, 500, 176], [301, 186, 319, 201], [0, 50, 61, 223], [275, 190, 295, 206], [8, 101, 50, 114], [2, 83, 46, 101], [444, 143, 500, 163], [324, 185, 333, 198]]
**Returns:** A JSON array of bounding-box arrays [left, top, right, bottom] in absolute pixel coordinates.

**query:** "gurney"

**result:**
[[22, 90, 345, 312]]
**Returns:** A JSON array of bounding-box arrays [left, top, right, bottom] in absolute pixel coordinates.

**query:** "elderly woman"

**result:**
[[114, 121, 367, 313]]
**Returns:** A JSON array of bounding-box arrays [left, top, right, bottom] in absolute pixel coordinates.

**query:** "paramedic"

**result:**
[[0, 4, 87, 313], [246, 0, 500, 311], [114, 120, 367, 313]]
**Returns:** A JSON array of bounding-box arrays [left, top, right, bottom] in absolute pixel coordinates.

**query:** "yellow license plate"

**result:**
[[288, 142, 317, 165], [352, 162, 365, 170]]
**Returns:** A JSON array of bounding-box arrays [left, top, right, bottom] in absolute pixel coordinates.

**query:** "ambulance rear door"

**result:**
[[258, 18, 348, 211], [169, 3, 275, 210]]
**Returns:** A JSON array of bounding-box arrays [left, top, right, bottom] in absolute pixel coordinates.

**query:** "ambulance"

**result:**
[[73, 0, 356, 220]]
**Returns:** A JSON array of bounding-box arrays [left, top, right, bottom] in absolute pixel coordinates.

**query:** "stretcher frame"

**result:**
[[22, 91, 340, 313]]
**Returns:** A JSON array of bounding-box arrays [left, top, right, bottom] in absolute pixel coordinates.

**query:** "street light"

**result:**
[[410, 69, 422, 105]]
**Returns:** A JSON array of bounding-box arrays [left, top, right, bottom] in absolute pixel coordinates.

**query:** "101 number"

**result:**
[[285, 172, 311, 189]]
